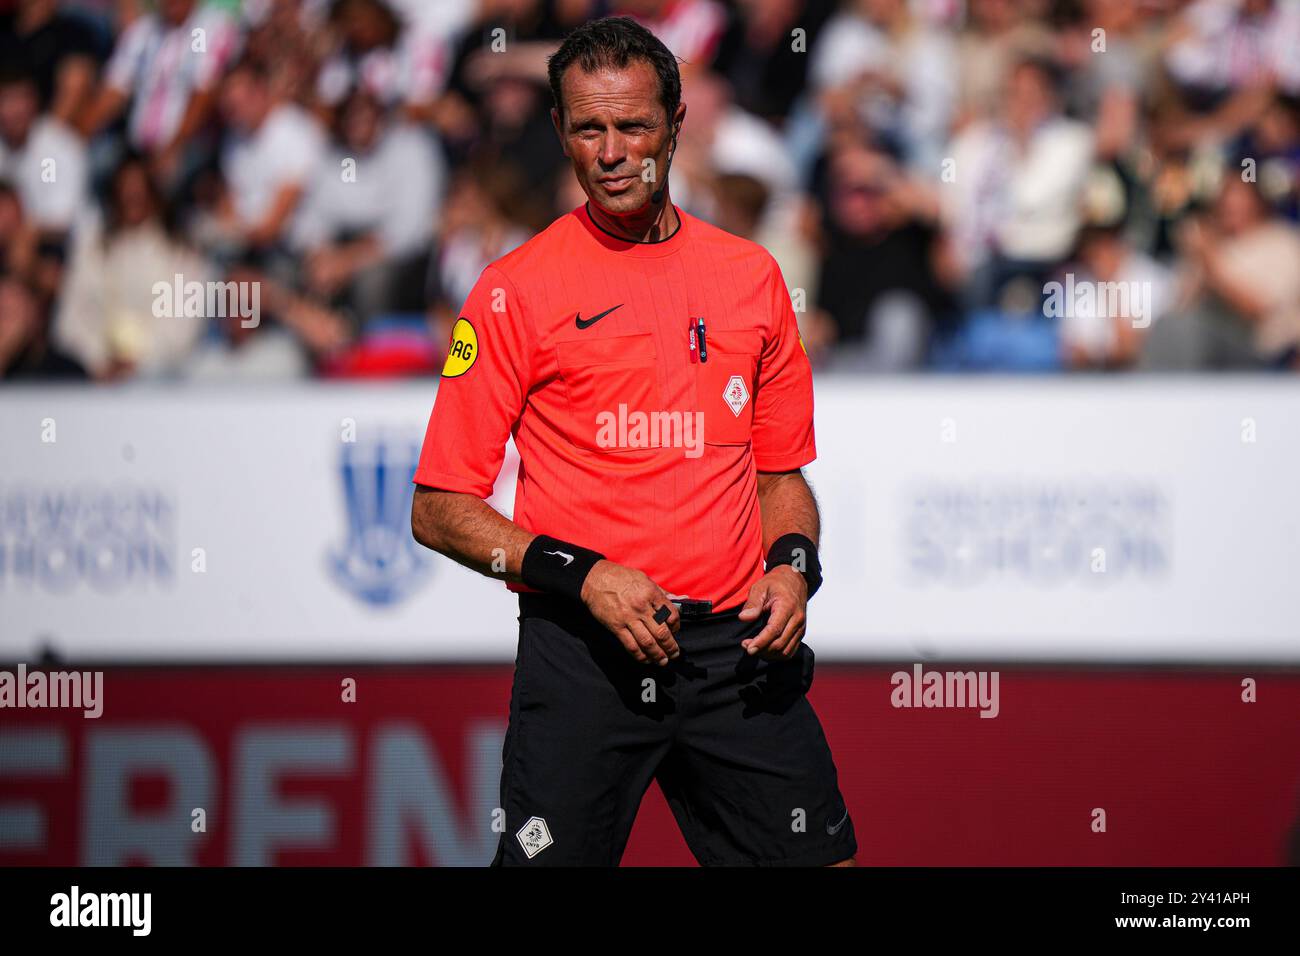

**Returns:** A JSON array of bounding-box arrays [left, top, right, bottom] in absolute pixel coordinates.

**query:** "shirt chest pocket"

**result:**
[[697, 329, 763, 446], [555, 332, 663, 454]]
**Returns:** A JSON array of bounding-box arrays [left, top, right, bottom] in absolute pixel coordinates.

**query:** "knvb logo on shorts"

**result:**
[[328, 433, 430, 606], [516, 816, 553, 859], [596, 404, 705, 458]]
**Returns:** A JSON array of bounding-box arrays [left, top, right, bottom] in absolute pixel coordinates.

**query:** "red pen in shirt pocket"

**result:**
[[688, 318, 698, 363]]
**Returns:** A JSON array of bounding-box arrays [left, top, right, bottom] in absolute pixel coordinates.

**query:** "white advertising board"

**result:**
[[2, 378, 1296, 662]]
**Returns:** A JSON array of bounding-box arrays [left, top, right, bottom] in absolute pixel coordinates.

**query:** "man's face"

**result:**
[[115, 164, 155, 228], [552, 59, 682, 216], [160, 0, 196, 27], [1216, 178, 1265, 235], [219, 71, 264, 131], [1005, 64, 1053, 133], [0, 81, 37, 146], [342, 94, 381, 152], [829, 146, 891, 236], [340, 0, 388, 50], [0, 192, 20, 236]]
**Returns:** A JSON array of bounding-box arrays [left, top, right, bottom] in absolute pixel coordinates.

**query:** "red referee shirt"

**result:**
[[414, 202, 815, 611]]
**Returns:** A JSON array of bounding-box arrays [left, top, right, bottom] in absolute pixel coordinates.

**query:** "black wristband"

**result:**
[[765, 533, 822, 599], [521, 535, 605, 601]]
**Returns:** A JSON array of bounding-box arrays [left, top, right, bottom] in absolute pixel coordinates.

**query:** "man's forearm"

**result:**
[[246, 184, 304, 247], [411, 486, 535, 583], [755, 469, 820, 552], [416, 472, 820, 585], [78, 86, 127, 137], [167, 88, 217, 153]]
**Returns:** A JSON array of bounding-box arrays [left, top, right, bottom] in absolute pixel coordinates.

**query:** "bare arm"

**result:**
[[740, 468, 820, 659], [244, 183, 306, 248], [52, 56, 98, 127], [411, 484, 682, 664], [166, 87, 218, 151], [1199, 244, 1272, 322], [151, 87, 221, 184], [410, 485, 535, 582], [755, 468, 820, 551], [77, 85, 128, 138]]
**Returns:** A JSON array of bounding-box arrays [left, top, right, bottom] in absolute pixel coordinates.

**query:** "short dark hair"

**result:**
[[1011, 54, 1063, 98], [547, 16, 681, 127], [224, 52, 270, 85], [0, 65, 38, 93]]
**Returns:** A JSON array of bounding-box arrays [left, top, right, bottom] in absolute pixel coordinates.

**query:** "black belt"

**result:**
[[521, 592, 723, 623], [671, 599, 714, 621]]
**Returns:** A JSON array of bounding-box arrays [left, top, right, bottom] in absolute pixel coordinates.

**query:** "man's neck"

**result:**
[[247, 102, 275, 135], [586, 192, 680, 243], [19, 4, 55, 34]]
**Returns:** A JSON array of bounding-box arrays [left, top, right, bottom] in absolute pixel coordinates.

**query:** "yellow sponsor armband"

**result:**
[[442, 318, 478, 377]]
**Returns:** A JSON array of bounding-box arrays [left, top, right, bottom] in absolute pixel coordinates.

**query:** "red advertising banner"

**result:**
[[2, 667, 1298, 866]]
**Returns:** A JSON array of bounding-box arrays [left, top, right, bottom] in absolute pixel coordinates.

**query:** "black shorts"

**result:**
[[490, 593, 857, 866]]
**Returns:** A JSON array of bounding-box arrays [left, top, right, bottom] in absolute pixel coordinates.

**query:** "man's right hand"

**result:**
[[580, 560, 681, 665]]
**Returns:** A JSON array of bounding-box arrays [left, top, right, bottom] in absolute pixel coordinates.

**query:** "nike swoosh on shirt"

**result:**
[[575, 304, 623, 329], [543, 549, 574, 566], [826, 808, 849, 835]]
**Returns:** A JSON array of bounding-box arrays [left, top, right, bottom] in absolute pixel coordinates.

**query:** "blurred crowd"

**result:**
[[1, 0, 1299, 382]]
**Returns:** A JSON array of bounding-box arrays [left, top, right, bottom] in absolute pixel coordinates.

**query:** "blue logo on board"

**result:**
[[328, 433, 429, 606]]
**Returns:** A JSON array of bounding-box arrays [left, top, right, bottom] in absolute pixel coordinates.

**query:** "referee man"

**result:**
[[411, 16, 856, 867]]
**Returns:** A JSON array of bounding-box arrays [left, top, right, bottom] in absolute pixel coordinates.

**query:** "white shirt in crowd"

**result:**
[[315, 22, 450, 110], [221, 103, 325, 230], [438, 226, 529, 313], [810, 10, 956, 172], [386, 0, 477, 39], [0, 116, 87, 232], [54, 210, 208, 377], [293, 124, 444, 257], [943, 116, 1095, 269], [630, 0, 727, 65], [1166, 0, 1300, 95], [104, 5, 241, 151], [1059, 253, 1173, 363], [1215, 221, 1300, 357]]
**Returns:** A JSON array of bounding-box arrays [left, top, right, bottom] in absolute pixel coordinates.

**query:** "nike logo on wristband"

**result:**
[[543, 549, 575, 566]]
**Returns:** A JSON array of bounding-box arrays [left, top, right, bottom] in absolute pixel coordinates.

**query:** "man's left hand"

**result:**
[[737, 565, 808, 660]]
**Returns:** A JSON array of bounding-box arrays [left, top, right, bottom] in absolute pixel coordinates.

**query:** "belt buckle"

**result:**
[[673, 598, 713, 620]]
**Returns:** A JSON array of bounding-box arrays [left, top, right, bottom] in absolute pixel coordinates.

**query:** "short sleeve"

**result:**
[[751, 257, 816, 472], [104, 20, 148, 92], [271, 111, 324, 183], [192, 11, 241, 90], [401, 29, 450, 105], [376, 128, 439, 255], [414, 266, 535, 498], [34, 121, 88, 231]]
